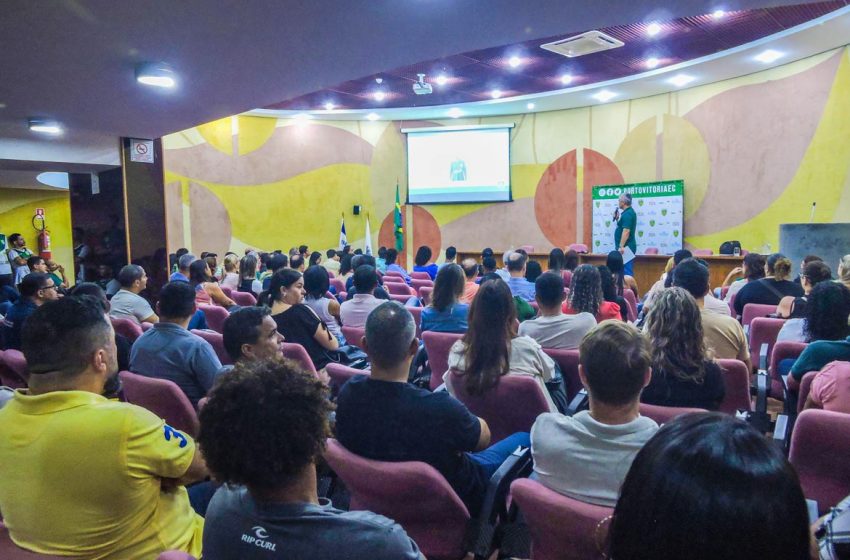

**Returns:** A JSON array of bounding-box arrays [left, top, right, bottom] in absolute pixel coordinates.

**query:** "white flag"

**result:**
[[364, 216, 373, 255], [338, 216, 347, 251]]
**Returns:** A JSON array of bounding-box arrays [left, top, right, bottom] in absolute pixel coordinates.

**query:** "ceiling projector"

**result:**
[[412, 73, 433, 95]]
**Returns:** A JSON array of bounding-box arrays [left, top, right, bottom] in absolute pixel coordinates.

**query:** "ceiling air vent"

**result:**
[[540, 30, 624, 58]]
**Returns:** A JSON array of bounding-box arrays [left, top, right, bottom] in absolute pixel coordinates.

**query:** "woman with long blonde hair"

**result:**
[[641, 287, 725, 410]]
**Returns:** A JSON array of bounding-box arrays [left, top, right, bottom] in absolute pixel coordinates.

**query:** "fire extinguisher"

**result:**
[[32, 212, 51, 260]]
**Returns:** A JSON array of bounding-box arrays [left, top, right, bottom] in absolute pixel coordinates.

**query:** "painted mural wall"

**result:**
[[163, 47, 850, 263]]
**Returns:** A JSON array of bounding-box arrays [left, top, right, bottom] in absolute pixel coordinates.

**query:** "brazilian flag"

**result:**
[[394, 184, 404, 251]]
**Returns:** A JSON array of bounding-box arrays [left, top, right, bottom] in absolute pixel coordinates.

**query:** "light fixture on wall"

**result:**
[[28, 118, 63, 134], [366, 112, 380, 121], [668, 74, 696, 87], [592, 90, 617, 103], [323, 102, 335, 111], [527, 102, 536, 110], [135, 61, 176, 88], [447, 108, 463, 118], [754, 49, 784, 63]]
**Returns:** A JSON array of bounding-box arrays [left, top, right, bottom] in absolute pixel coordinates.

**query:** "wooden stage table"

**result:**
[[456, 251, 743, 296]]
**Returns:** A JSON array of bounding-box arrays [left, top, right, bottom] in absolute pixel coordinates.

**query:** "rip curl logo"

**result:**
[[241, 526, 277, 552], [163, 425, 188, 448]]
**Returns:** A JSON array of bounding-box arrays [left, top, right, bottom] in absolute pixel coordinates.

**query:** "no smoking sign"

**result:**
[[130, 139, 154, 163]]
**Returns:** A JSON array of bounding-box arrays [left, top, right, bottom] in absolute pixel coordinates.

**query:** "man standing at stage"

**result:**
[[614, 193, 637, 276]]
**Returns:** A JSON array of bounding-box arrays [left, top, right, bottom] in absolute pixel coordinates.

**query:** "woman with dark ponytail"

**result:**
[[733, 253, 804, 316]]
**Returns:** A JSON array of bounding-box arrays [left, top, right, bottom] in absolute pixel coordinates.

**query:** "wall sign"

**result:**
[[130, 139, 154, 163]]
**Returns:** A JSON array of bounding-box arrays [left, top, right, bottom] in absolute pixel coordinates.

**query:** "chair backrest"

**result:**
[[326, 363, 369, 394], [0, 350, 27, 388], [410, 271, 432, 281], [340, 326, 366, 350], [693, 249, 714, 256], [156, 552, 197, 560], [219, 285, 233, 297], [644, 247, 659, 255], [748, 317, 785, 372], [281, 342, 318, 374], [410, 278, 434, 295], [569, 243, 588, 254], [0, 523, 64, 559], [198, 304, 228, 334], [542, 348, 582, 400], [741, 303, 777, 327], [190, 329, 232, 365], [621, 290, 638, 322], [639, 403, 706, 425], [511, 478, 613, 560], [383, 270, 405, 279], [406, 305, 423, 338], [797, 370, 818, 414], [419, 286, 434, 306], [789, 409, 850, 514], [383, 281, 415, 296], [389, 294, 415, 304], [118, 371, 200, 437], [110, 316, 144, 342], [422, 331, 465, 390], [720, 285, 730, 299], [447, 370, 549, 442], [141, 321, 154, 332], [230, 290, 256, 307], [330, 278, 346, 294], [728, 293, 736, 316], [716, 359, 753, 413], [324, 439, 469, 560]]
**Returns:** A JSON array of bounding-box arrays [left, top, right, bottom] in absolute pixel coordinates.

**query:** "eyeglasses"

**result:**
[[40, 284, 58, 291]]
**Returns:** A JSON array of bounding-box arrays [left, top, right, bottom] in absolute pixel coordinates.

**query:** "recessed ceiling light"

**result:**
[[435, 74, 448, 86], [526, 102, 536, 110], [508, 56, 522, 68], [646, 22, 662, 37], [592, 90, 617, 103], [135, 61, 176, 88], [712, 9, 726, 19], [28, 118, 62, 134], [448, 108, 463, 118], [324, 102, 335, 111], [373, 91, 386, 101], [668, 74, 696, 87], [560, 74, 573, 85], [754, 49, 784, 63], [646, 57, 660, 69], [366, 113, 380, 121], [491, 89, 503, 99]]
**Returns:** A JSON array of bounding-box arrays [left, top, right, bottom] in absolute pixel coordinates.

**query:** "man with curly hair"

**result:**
[[198, 358, 422, 559]]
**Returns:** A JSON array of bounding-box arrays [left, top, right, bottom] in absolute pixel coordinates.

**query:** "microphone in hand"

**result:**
[[613, 209, 620, 222]]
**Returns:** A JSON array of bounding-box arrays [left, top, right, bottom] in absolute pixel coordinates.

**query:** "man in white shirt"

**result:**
[[531, 321, 658, 507], [519, 272, 596, 350], [324, 249, 341, 273], [340, 265, 383, 328], [109, 265, 158, 325]]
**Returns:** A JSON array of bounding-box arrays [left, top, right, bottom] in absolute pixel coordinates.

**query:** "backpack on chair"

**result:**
[[719, 240, 742, 255]]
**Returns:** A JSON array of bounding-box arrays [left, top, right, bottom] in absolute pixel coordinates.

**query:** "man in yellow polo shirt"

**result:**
[[0, 296, 207, 559]]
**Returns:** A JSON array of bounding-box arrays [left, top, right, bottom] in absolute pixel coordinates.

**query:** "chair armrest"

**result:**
[[749, 348, 772, 433], [759, 342, 769, 371], [772, 414, 790, 455], [566, 389, 589, 416]]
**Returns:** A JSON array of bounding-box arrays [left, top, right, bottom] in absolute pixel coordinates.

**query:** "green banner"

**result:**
[[592, 180, 684, 200]]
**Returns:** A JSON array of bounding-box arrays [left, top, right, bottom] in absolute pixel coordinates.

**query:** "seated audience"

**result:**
[[598, 265, 629, 321], [238, 254, 264, 295], [446, 279, 561, 412], [261, 252, 288, 291], [170, 252, 195, 283], [722, 252, 766, 302], [26, 255, 48, 276], [0, 297, 206, 558], [547, 248, 565, 274], [344, 256, 390, 300], [303, 265, 344, 344], [793, 254, 823, 285], [777, 260, 833, 342], [531, 321, 657, 506], [221, 306, 284, 367], [199, 358, 421, 559], [564, 264, 621, 322], [460, 258, 480, 304], [663, 249, 693, 289], [439, 245, 457, 270], [788, 282, 850, 381], [519, 272, 595, 350], [525, 259, 543, 283], [109, 264, 158, 325], [734, 253, 804, 316], [45, 259, 69, 290], [1, 273, 60, 350], [340, 265, 385, 328], [308, 251, 322, 268], [608, 413, 811, 560], [481, 255, 498, 278], [421, 264, 469, 333], [203, 253, 219, 280], [375, 246, 388, 273], [563, 249, 580, 272], [324, 248, 341, 273], [607, 250, 639, 297], [673, 259, 750, 369], [384, 248, 411, 283], [130, 281, 222, 407], [69, 282, 132, 373], [268, 269, 338, 371], [338, 253, 355, 283], [496, 250, 512, 282], [642, 288, 725, 410], [644, 257, 675, 309], [505, 251, 536, 301], [336, 302, 529, 515], [690, 259, 734, 316], [803, 361, 850, 413], [219, 253, 240, 290], [190, 259, 236, 308]]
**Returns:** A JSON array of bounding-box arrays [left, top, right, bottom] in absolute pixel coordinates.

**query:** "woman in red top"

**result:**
[[563, 264, 622, 322]]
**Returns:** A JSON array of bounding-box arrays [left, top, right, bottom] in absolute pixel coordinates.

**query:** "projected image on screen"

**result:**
[[406, 126, 512, 204]]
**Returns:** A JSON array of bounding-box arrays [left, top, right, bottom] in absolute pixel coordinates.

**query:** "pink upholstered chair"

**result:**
[[119, 371, 200, 437], [542, 348, 582, 401], [141, 321, 154, 332], [384, 281, 415, 296], [406, 305, 423, 338], [156, 552, 197, 560], [410, 278, 434, 295], [281, 342, 317, 375], [340, 326, 366, 350], [644, 247, 659, 255], [789, 409, 850, 514], [220, 285, 233, 297], [382, 270, 405, 280], [769, 341, 808, 400], [419, 286, 434, 306], [230, 290, 256, 307], [796, 370, 818, 414], [110, 316, 143, 342], [422, 331, 464, 390], [569, 243, 588, 254], [326, 363, 369, 394], [389, 294, 415, 304], [720, 285, 730, 299], [446, 370, 549, 442], [0, 522, 64, 559], [621, 289, 638, 322], [639, 403, 706, 425], [330, 278, 346, 294], [693, 249, 714, 256], [748, 317, 785, 373], [3, 350, 28, 386], [716, 359, 753, 414], [741, 303, 777, 327], [561, 270, 572, 287], [410, 271, 432, 281], [324, 439, 471, 560], [198, 304, 228, 334], [0, 351, 27, 388], [190, 329, 232, 365], [511, 478, 613, 560]]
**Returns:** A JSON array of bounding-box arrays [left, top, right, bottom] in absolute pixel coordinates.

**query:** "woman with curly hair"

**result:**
[[641, 287, 725, 410], [563, 264, 622, 322], [198, 359, 421, 559]]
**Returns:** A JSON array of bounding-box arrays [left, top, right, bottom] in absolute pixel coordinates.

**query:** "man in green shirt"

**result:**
[[614, 193, 637, 276]]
